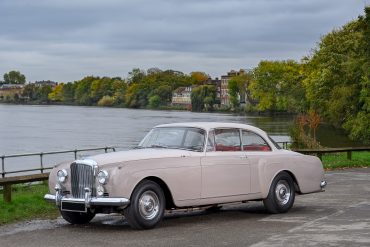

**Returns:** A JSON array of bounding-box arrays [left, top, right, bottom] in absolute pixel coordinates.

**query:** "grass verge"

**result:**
[[322, 151, 370, 170], [0, 183, 58, 225]]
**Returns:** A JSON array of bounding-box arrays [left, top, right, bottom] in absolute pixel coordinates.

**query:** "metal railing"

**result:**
[[291, 146, 370, 160], [1, 146, 116, 178], [276, 141, 292, 149]]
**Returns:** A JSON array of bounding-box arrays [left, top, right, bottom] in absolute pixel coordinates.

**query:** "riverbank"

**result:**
[[1, 151, 369, 225], [323, 151, 370, 170], [0, 184, 58, 225]]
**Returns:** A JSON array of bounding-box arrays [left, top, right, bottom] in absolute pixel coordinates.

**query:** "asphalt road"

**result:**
[[1, 168, 369, 247]]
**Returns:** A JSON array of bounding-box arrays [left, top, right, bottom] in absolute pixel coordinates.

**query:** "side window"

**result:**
[[183, 128, 205, 151], [242, 130, 271, 151], [214, 129, 241, 151], [206, 130, 215, 152]]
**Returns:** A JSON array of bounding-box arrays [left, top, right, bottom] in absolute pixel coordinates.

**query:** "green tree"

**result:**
[[48, 83, 64, 102], [191, 86, 203, 112], [3, 71, 26, 84], [228, 73, 253, 109], [74, 76, 96, 105], [249, 60, 305, 112], [35, 85, 52, 103], [191, 85, 216, 112], [125, 69, 192, 108], [61, 83, 75, 103], [127, 68, 146, 84], [148, 95, 161, 108], [112, 79, 127, 105], [22, 84, 37, 100], [303, 7, 369, 143]]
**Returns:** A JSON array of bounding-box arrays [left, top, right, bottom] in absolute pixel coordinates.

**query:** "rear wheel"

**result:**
[[124, 180, 165, 230], [263, 172, 295, 214], [60, 210, 95, 224]]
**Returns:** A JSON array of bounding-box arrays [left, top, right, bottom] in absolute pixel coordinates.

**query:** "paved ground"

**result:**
[[0, 168, 369, 247]]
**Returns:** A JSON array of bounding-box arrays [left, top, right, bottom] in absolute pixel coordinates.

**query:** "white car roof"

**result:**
[[155, 122, 268, 136]]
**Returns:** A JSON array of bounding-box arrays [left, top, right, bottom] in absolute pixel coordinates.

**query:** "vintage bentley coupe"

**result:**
[[45, 122, 326, 229]]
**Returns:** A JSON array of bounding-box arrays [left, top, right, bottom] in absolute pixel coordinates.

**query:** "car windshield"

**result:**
[[138, 127, 206, 152]]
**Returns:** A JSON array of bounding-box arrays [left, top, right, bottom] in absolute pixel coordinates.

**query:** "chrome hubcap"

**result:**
[[275, 180, 291, 206], [138, 191, 160, 220]]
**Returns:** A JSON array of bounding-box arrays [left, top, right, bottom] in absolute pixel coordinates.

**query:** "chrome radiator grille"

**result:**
[[70, 163, 94, 198]]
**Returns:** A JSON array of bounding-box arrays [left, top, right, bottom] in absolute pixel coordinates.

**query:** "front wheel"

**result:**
[[263, 172, 295, 214], [60, 210, 95, 224], [124, 180, 165, 230]]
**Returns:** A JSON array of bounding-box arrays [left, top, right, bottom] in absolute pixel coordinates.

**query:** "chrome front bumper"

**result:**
[[44, 187, 130, 210]]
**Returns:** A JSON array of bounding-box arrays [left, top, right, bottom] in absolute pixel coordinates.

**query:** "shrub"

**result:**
[[97, 95, 114, 106]]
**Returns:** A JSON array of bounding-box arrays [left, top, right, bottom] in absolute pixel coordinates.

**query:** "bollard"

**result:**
[[1, 156, 4, 178], [4, 184, 11, 203], [40, 153, 44, 173], [347, 151, 352, 160]]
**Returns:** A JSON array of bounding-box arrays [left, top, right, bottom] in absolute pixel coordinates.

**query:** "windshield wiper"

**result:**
[[133, 146, 144, 149], [149, 144, 169, 149]]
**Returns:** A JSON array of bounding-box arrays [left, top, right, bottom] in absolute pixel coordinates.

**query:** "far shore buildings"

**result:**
[[171, 86, 192, 107], [171, 69, 248, 108], [0, 80, 58, 101], [171, 77, 221, 108], [220, 69, 246, 106], [0, 84, 24, 100], [34, 80, 58, 87]]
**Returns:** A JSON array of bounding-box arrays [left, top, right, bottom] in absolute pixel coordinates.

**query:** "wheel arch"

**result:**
[[265, 170, 301, 197], [282, 170, 301, 194], [134, 176, 176, 210]]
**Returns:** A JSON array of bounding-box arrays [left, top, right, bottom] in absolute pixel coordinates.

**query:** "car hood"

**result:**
[[84, 148, 193, 166]]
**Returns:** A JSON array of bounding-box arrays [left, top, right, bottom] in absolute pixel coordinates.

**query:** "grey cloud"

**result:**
[[0, 0, 367, 81]]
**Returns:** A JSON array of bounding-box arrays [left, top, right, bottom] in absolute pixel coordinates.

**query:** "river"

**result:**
[[0, 104, 361, 173]]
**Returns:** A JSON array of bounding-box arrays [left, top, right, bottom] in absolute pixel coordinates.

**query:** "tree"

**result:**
[[3, 71, 26, 84], [74, 76, 96, 105], [191, 85, 216, 112], [190, 71, 209, 84], [127, 68, 146, 84], [303, 7, 369, 143], [228, 73, 253, 109], [148, 95, 161, 108], [97, 95, 114, 106], [191, 86, 203, 112], [61, 83, 75, 103], [48, 83, 64, 102], [35, 85, 52, 103], [22, 84, 37, 100], [249, 60, 305, 112], [125, 69, 192, 108], [306, 110, 321, 141], [112, 79, 127, 105]]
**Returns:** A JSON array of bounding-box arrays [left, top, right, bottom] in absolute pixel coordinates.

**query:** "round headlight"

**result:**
[[57, 169, 68, 183], [97, 170, 109, 185], [97, 185, 105, 196]]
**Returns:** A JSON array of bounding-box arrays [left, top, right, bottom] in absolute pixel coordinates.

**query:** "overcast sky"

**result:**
[[0, 0, 368, 82]]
